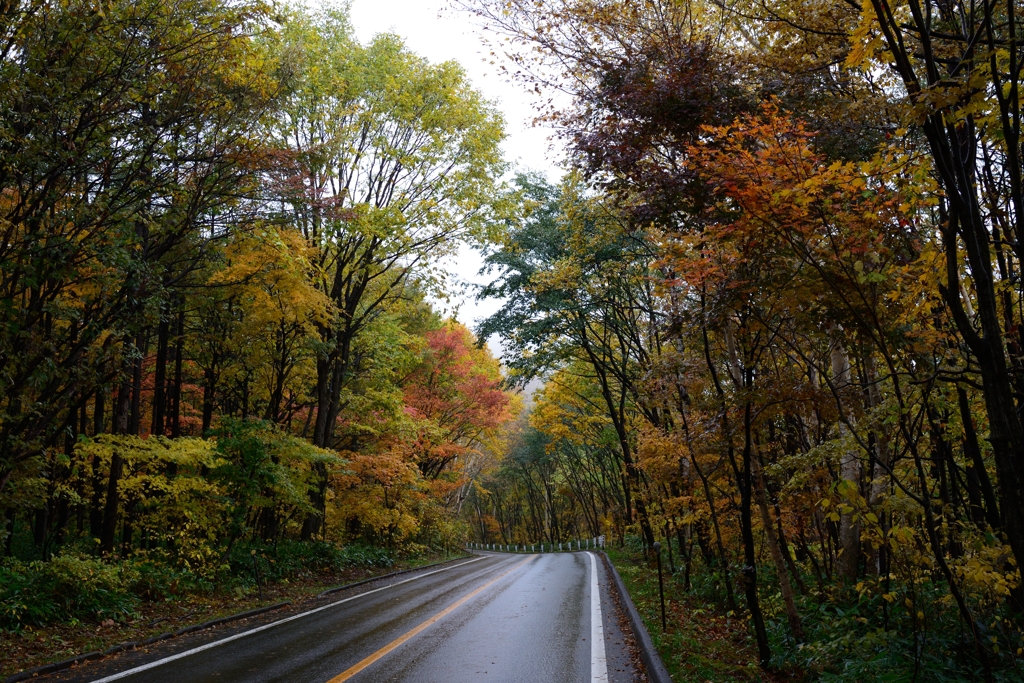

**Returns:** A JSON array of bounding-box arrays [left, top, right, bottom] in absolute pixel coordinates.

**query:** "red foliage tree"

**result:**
[[403, 323, 511, 479]]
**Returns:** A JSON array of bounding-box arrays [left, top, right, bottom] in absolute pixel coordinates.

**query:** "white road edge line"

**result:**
[[87, 556, 489, 683], [589, 552, 609, 683]]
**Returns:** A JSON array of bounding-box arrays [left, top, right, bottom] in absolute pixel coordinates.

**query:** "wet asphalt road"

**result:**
[[47, 552, 641, 683]]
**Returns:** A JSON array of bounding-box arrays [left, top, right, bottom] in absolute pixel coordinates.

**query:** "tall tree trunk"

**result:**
[[864, 2, 1024, 590], [721, 315, 772, 662], [170, 306, 184, 438], [151, 316, 169, 436], [864, 354, 892, 576], [89, 391, 105, 539], [312, 328, 339, 449], [577, 318, 652, 547], [266, 321, 288, 423], [751, 447, 804, 642], [775, 502, 806, 595], [831, 335, 861, 582], [686, 426, 737, 610], [202, 364, 218, 434], [121, 499, 136, 554], [115, 369, 132, 434], [100, 449, 124, 555], [33, 507, 46, 548], [698, 310, 741, 610], [89, 451, 104, 540], [93, 387, 106, 436], [737, 400, 771, 667], [52, 410, 77, 549], [101, 375, 131, 555], [129, 332, 146, 436], [865, 355, 891, 509], [957, 388, 1001, 530], [305, 327, 346, 540]]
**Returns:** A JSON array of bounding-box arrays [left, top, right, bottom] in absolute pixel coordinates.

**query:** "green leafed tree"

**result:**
[[265, 6, 507, 537], [0, 0, 276, 498]]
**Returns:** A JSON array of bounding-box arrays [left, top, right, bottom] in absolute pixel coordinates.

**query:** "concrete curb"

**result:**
[[3, 651, 104, 683], [3, 601, 291, 683], [598, 551, 673, 683], [316, 555, 471, 598]]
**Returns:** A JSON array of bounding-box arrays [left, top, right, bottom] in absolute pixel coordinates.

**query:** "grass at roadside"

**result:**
[[605, 546, 793, 683], [1, 551, 466, 679]]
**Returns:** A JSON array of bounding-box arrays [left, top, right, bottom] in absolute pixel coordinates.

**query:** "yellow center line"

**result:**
[[327, 555, 536, 683]]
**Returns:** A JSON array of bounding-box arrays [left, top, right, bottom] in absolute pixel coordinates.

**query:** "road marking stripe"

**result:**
[[327, 555, 536, 683], [589, 552, 608, 682], [87, 557, 488, 683]]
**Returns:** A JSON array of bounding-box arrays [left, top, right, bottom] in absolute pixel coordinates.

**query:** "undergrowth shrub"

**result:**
[[1, 540, 401, 630], [614, 535, 1024, 682], [0, 554, 139, 629], [226, 540, 394, 585], [337, 543, 395, 568], [129, 552, 212, 601]]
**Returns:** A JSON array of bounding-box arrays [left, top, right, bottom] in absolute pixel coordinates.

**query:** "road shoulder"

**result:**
[[23, 555, 482, 683]]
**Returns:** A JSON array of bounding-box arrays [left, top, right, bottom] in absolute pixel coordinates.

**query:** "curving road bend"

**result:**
[[47, 552, 642, 683]]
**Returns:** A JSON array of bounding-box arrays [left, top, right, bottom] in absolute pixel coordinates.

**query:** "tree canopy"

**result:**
[[3, 1, 1024, 681], [0, 1, 515, 587], [461, 0, 1024, 679]]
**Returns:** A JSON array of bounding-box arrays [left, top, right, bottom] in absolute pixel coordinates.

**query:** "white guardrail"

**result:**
[[465, 536, 606, 553]]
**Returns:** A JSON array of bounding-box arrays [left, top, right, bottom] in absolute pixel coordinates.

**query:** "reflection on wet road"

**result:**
[[51, 552, 640, 683]]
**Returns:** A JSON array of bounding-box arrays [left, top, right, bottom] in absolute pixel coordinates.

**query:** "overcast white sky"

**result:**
[[344, 0, 563, 353]]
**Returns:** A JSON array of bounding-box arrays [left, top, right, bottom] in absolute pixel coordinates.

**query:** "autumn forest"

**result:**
[[2, 0, 1024, 681]]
